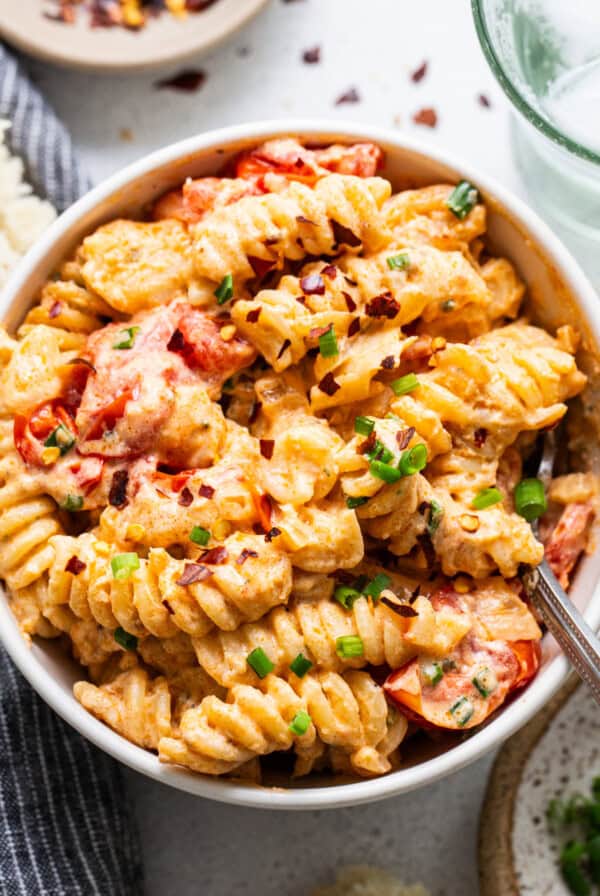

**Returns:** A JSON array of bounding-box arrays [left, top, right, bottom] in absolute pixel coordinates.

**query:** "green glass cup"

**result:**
[[472, 0, 600, 284]]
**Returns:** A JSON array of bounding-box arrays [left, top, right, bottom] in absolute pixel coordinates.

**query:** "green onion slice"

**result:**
[[334, 585, 362, 610], [447, 180, 479, 220], [113, 326, 140, 350], [514, 478, 547, 522], [398, 443, 427, 477], [289, 710, 312, 736], [422, 661, 443, 687], [346, 495, 369, 509], [335, 635, 364, 659], [427, 499, 444, 535], [318, 324, 339, 358], [366, 439, 394, 464], [386, 252, 410, 271], [354, 416, 375, 436], [472, 667, 498, 698], [289, 653, 313, 678], [391, 373, 420, 396], [369, 459, 403, 483], [61, 494, 84, 512], [44, 423, 75, 456], [449, 696, 474, 727], [472, 486, 503, 510], [363, 572, 391, 601], [246, 647, 275, 679], [190, 525, 210, 546], [114, 627, 138, 651], [214, 273, 234, 304], [111, 552, 140, 580]]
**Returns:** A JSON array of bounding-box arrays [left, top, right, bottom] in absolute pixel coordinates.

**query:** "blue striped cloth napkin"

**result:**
[[0, 43, 144, 896]]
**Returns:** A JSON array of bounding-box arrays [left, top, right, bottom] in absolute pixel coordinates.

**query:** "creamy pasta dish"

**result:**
[[0, 138, 596, 782]]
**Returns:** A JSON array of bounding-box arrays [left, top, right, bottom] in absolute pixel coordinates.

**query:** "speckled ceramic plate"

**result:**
[[479, 677, 600, 895], [0, 0, 269, 72]]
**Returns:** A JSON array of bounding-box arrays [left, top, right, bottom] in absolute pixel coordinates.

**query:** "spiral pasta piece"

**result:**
[[159, 669, 405, 778], [383, 183, 487, 250], [192, 174, 391, 286], [48, 529, 293, 640], [19, 269, 117, 335]]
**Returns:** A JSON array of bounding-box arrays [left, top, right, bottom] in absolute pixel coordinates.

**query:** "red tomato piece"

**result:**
[[174, 307, 256, 379], [152, 177, 262, 224], [14, 400, 77, 467]]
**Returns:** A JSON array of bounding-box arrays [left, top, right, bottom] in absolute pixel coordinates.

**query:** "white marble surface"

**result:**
[[20, 2, 527, 892]]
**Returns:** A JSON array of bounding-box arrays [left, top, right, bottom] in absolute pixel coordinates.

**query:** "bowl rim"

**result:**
[[2, 118, 599, 810]]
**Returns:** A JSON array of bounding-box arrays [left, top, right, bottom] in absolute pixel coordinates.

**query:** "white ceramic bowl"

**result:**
[[2, 121, 599, 810]]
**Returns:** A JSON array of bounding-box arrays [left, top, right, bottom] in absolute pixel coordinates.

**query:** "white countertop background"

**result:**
[[22, 3, 525, 892]]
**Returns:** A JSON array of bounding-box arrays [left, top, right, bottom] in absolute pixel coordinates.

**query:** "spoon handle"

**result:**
[[522, 560, 600, 706]]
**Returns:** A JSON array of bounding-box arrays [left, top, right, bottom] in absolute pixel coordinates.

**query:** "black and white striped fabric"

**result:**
[[0, 44, 144, 896]]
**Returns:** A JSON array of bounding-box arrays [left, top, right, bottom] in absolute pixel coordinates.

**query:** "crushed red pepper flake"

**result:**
[[474, 427, 488, 447], [237, 548, 259, 565], [277, 338, 292, 360], [167, 328, 186, 352], [260, 439, 275, 460], [300, 273, 325, 295], [198, 545, 228, 565], [199, 483, 215, 499], [358, 431, 376, 455], [302, 45, 321, 64], [65, 556, 86, 575], [380, 355, 396, 370], [381, 596, 418, 617], [318, 371, 340, 396], [348, 317, 361, 338], [176, 563, 213, 586], [342, 291, 357, 312], [296, 295, 308, 305], [155, 69, 207, 93], [413, 107, 438, 128], [108, 469, 129, 509], [296, 215, 315, 225], [249, 400, 262, 424], [365, 292, 400, 319], [335, 87, 360, 105], [67, 357, 97, 372], [309, 324, 332, 340], [246, 307, 262, 323], [332, 221, 361, 248], [410, 60, 428, 83], [248, 256, 275, 279], [49, 301, 63, 319], [478, 93, 492, 108], [396, 426, 416, 451], [321, 264, 337, 280], [178, 487, 194, 507], [265, 527, 282, 543]]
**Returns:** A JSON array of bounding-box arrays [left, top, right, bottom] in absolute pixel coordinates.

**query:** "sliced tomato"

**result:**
[[14, 400, 77, 467], [384, 631, 538, 732], [80, 389, 135, 444]]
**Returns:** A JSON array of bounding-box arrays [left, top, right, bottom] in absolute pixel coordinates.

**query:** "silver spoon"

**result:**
[[520, 429, 600, 704]]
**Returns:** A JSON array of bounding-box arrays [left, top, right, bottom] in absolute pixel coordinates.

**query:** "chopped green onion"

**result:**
[[190, 525, 210, 546], [44, 423, 75, 456], [391, 373, 420, 396], [214, 273, 234, 304], [354, 416, 375, 436], [472, 487, 503, 510], [246, 647, 274, 679], [560, 841, 591, 896], [334, 585, 362, 610], [449, 696, 474, 727], [346, 495, 369, 509], [441, 299, 456, 312], [369, 459, 403, 483], [335, 635, 364, 659], [427, 499, 444, 535], [111, 552, 140, 580], [318, 325, 339, 358], [472, 667, 498, 698], [290, 653, 313, 678], [61, 494, 84, 512], [386, 252, 410, 271], [515, 478, 547, 522], [114, 627, 138, 651], [363, 572, 391, 600], [113, 326, 140, 350], [367, 439, 394, 464], [398, 443, 428, 477], [422, 661, 444, 687], [447, 180, 479, 220], [289, 710, 312, 736]]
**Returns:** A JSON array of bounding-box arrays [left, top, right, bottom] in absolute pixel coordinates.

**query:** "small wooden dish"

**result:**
[[479, 676, 600, 895], [0, 0, 269, 72]]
